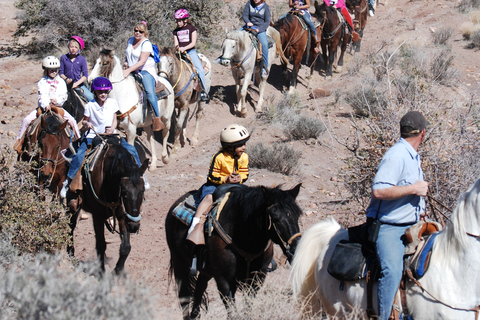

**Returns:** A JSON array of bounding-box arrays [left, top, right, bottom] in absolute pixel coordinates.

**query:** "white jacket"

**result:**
[[37, 75, 68, 110]]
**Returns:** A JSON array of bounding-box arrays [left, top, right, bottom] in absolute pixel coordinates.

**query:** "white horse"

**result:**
[[158, 48, 211, 153], [291, 179, 480, 319], [217, 27, 287, 117], [89, 52, 175, 168]]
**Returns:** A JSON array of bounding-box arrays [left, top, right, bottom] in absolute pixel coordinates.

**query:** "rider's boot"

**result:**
[[187, 214, 206, 245], [313, 34, 321, 54]]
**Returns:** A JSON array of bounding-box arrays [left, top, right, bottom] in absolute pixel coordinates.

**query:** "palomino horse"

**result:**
[[158, 48, 211, 152], [68, 137, 149, 273], [166, 184, 303, 319], [89, 51, 175, 167], [274, 13, 322, 93], [347, 0, 368, 52], [314, 1, 351, 78], [217, 27, 286, 117], [291, 179, 480, 319]]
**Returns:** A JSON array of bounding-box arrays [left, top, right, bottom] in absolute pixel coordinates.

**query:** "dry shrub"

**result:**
[[431, 27, 453, 45], [471, 29, 480, 47], [0, 147, 70, 254], [249, 142, 301, 175], [461, 21, 475, 40]]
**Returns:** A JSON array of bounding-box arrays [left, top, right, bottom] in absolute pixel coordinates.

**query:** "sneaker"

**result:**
[[187, 217, 200, 236], [200, 92, 209, 101], [369, 9, 374, 17], [143, 174, 150, 190], [60, 179, 69, 198], [261, 68, 268, 78]]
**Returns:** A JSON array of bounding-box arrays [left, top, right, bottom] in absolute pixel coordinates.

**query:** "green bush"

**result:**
[[0, 147, 70, 254], [249, 142, 301, 175]]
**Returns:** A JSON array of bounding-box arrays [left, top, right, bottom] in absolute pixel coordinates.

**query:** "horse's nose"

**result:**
[[222, 60, 230, 66]]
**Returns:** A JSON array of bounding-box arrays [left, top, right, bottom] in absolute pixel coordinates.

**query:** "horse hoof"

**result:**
[[325, 75, 332, 80], [162, 156, 169, 164], [148, 165, 157, 172], [80, 213, 89, 220], [240, 111, 247, 118], [336, 66, 343, 73]]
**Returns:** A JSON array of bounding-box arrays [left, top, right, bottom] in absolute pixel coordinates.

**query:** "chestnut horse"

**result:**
[[274, 13, 322, 93], [166, 184, 303, 319], [347, 0, 368, 52], [67, 137, 149, 273], [314, 1, 351, 78]]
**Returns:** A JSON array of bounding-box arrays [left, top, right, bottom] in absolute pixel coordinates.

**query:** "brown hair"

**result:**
[[134, 21, 149, 38]]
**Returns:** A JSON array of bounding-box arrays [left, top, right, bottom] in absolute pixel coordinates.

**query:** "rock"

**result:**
[[7, 131, 16, 137], [1, 119, 10, 124], [309, 88, 332, 99]]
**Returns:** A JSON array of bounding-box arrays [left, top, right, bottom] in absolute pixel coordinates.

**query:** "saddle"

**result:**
[[244, 31, 276, 63], [178, 52, 211, 93]]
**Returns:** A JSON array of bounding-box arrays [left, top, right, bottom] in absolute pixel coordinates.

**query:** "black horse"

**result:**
[[67, 137, 149, 273], [166, 183, 303, 319]]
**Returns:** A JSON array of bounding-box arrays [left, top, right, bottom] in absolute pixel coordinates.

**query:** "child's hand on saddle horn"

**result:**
[[227, 173, 241, 184]]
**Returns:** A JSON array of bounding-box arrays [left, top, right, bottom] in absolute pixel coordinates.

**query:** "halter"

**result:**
[[266, 203, 302, 260], [220, 33, 255, 75]]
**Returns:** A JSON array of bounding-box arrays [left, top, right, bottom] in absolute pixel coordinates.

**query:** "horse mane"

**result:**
[[161, 47, 174, 56], [42, 113, 65, 134], [99, 49, 116, 78], [108, 144, 141, 184], [435, 179, 480, 260]]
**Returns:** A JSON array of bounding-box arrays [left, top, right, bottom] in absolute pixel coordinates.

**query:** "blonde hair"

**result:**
[[134, 21, 149, 38]]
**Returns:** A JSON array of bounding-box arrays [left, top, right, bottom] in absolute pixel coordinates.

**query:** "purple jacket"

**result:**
[[59, 54, 89, 83]]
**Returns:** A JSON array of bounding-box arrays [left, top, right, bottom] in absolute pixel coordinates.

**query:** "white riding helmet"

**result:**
[[42, 56, 60, 69], [220, 124, 250, 148]]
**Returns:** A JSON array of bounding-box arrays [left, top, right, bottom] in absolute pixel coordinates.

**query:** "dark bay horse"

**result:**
[[67, 137, 149, 273], [275, 13, 322, 93], [314, 1, 351, 78], [347, 0, 368, 52], [166, 184, 303, 319]]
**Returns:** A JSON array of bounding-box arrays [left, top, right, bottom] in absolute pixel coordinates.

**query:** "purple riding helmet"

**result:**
[[174, 9, 189, 19], [91, 77, 113, 91]]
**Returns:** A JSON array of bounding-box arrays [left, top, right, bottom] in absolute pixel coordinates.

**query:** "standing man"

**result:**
[[365, 111, 430, 320]]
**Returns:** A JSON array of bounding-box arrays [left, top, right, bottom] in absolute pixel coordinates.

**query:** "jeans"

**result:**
[[257, 31, 269, 70], [279, 12, 317, 36], [186, 49, 207, 93], [368, 0, 375, 7], [80, 84, 94, 102], [67, 137, 141, 180], [376, 223, 410, 320], [140, 70, 159, 117]]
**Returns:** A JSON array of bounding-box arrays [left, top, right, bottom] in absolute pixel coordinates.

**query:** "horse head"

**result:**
[[263, 183, 303, 263], [99, 49, 115, 78], [37, 113, 69, 187], [218, 31, 248, 67], [158, 47, 176, 80]]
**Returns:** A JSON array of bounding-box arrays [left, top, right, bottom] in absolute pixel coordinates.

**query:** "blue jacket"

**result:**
[[242, 1, 271, 34]]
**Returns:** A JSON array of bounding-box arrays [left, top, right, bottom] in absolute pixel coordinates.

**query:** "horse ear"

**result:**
[[59, 120, 68, 132], [288, 183, 302, 200], [139, 159, 150, 175]]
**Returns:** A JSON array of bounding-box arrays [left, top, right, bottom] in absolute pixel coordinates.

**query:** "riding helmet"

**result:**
[[42, 56, 60, 69], [91, 77, 113, 91], [174, 9, 189, 20], [69, 36, 85, 51], [220, 124, 250, 148]]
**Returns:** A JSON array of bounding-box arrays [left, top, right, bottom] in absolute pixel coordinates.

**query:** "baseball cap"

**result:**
[[400, 111, 430, 134]]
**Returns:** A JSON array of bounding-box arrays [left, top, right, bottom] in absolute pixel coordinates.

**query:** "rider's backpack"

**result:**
[[142, 40, 161, 63]]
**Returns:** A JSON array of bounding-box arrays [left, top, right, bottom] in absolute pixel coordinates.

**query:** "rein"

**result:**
[[321, 9, 342, 40]]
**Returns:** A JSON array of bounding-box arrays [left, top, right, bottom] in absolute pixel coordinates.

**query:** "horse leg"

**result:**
[[161, 117, 171, 164], [143, 124, 157, 171], [191, 100, 205, 146], [93, 215, 107, 272], [67, 206, 81, 256], [326, 45, 336, 78], [114, 214, 131, 274], [215, 277, 238, 317], [290, 50, 303, 94], [191, 273, 211, 319], [172, 105, 188, 154], [238, 71, 251, 118], [336, 35, 349, 74]]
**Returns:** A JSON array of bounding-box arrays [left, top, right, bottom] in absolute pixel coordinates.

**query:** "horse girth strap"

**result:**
[[212, 219, 271, 261], [117, 105, 137, 124], [404, 268, 480, 319]]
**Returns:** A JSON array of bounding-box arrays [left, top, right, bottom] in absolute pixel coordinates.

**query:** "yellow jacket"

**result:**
[[207, 150, 249, 185]]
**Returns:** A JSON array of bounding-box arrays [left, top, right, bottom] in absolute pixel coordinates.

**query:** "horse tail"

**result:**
[[290, 217, 342, 314], [268, 26, 288, 66]]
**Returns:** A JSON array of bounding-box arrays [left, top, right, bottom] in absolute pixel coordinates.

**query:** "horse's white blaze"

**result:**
[[89, 55, 175, 168], [291, 179, 480, 319]]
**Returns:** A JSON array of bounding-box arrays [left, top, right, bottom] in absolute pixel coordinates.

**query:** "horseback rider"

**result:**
[[14, 56, 80, 152], [286, 0, 321, 54], [324, 0, 361, 42], [187, 124, 250, 272], [242, 0, 271, 78], [60, 77, 149, 198], [173, 9, 210, 102], [123, 21, 164, 132], [368, 0, 375, 17], [59, 36, 94, 102]]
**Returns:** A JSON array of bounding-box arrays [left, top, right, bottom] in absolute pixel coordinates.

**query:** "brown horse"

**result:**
[[158, 48, 211, 152], [67, 137, 149, 273], [314, 1, 351, 78], [347, 0, 368, 52], [275, 13, 322, 93]]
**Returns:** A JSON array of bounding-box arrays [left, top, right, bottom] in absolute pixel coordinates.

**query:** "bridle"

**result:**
[[266, 203, 302, 260]]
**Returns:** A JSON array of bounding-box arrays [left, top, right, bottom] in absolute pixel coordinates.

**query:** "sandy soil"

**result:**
[[0, 0, 479, 318]]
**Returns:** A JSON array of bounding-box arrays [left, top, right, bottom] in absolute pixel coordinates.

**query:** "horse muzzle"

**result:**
[[127, 221, 140, 234], [214, 57, 231, 66]]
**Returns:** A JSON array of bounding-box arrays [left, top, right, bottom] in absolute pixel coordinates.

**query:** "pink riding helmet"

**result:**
[[174, 9, 189, 20], [69, 36, 85, 51]]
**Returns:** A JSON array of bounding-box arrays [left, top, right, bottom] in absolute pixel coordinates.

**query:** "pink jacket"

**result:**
[[323, 0, 346, 10]]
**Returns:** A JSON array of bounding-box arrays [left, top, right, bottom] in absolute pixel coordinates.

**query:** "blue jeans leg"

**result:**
[[257, 31, 269, 70], [140, 70, 159, 117], [80, 84, 94, 102], [121, 138, 141, 167], [303, 13, 317, 36], [187, 49, 207, 93], [368, 0, 375, 7], [376, 224, 409, 320], [67, 138, 91, 180]]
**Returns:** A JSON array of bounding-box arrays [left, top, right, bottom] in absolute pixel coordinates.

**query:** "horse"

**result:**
[[62, 87, 87, 123], [89, 51, 176, 167], [158, 48, 211, 152], [274, 13, 322, 93], [217, 27, 286, 117], [314, 1, 351, 78], [291, 179, 480, 319], [346, 0, 368, 52], [166, 183, 303, 319], [67, 137, 149, 273]]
